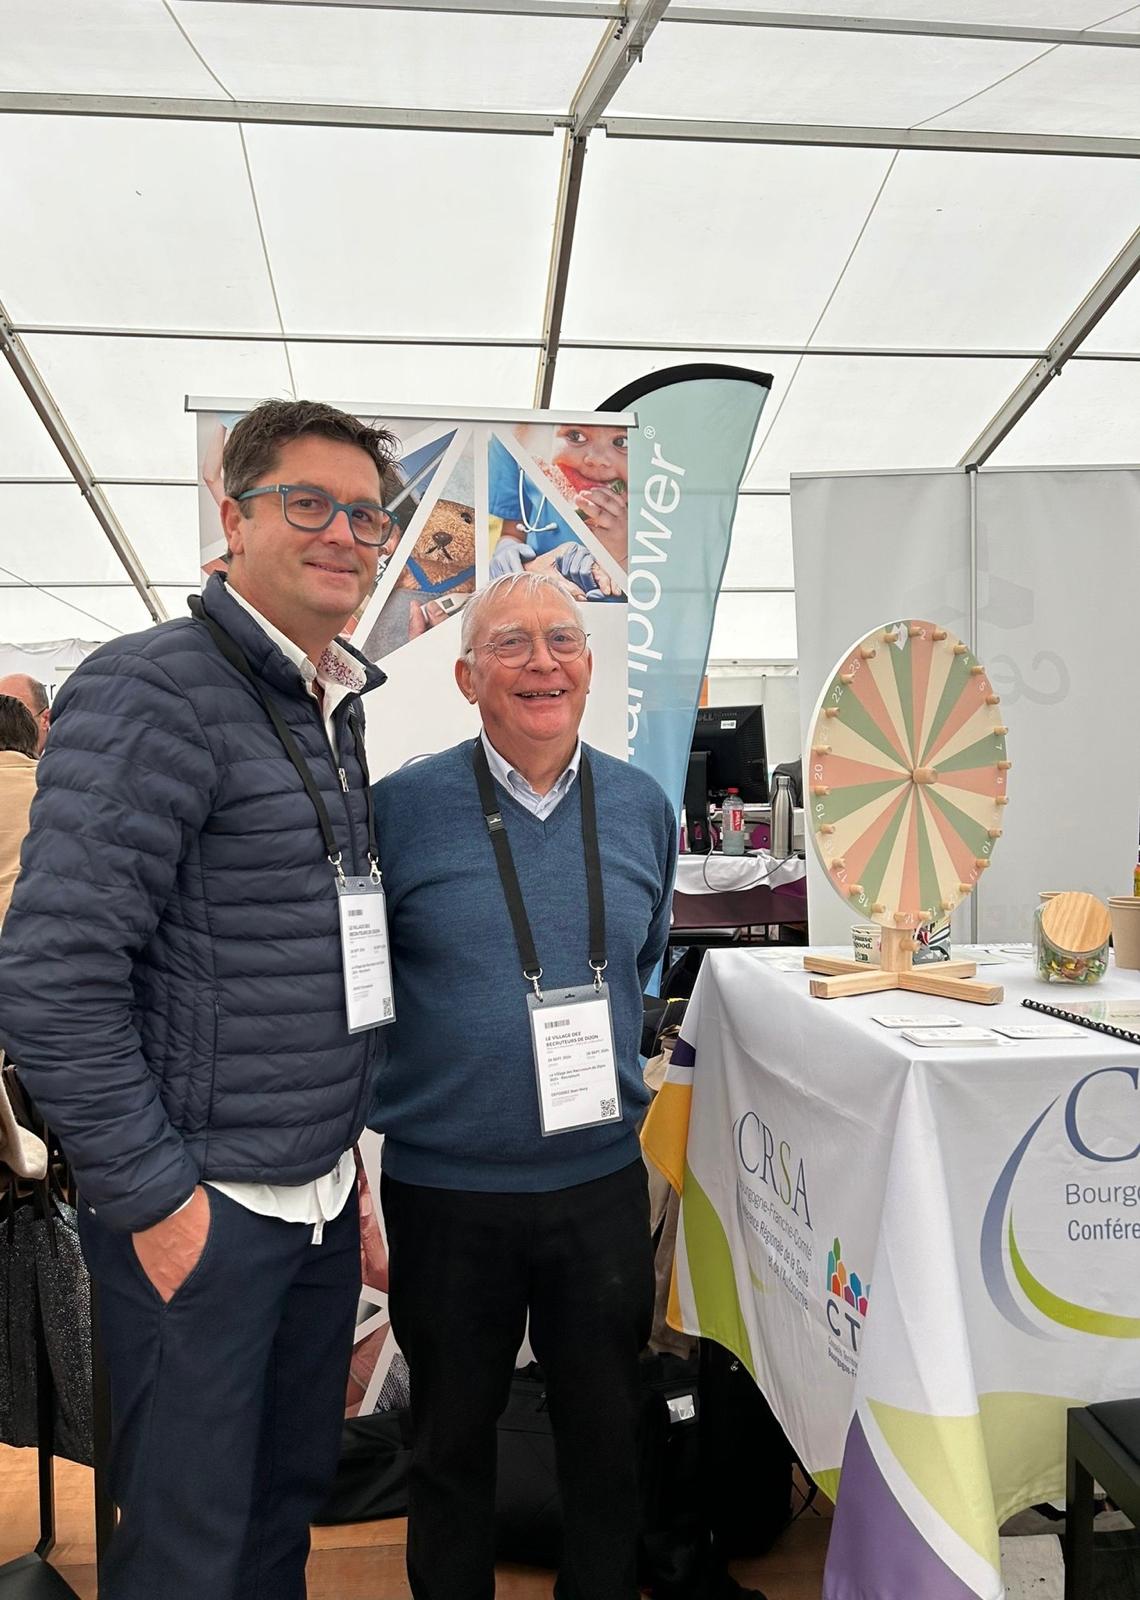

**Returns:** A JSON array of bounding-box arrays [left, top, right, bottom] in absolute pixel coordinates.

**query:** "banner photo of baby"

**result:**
[[488, 421, 629, 602]]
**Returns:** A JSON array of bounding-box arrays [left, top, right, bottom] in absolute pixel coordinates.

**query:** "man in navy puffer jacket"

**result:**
[[0, 399, 396, 1600]]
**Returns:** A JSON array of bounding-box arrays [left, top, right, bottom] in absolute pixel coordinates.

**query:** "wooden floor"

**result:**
[[0, 1446, 831, 1598]]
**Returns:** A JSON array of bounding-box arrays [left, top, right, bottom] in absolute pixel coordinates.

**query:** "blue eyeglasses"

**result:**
[[236, 484, 395, 547]]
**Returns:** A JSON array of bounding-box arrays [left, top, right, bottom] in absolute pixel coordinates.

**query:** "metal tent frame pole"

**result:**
[[0, 299, 165, 624], [960, 221, 1140, 468]]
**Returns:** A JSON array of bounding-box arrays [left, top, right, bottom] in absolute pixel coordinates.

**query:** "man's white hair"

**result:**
[[459, 571, 579, 657]]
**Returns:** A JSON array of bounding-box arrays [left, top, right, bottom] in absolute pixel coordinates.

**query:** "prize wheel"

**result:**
[[805, 620, 1009, 932]]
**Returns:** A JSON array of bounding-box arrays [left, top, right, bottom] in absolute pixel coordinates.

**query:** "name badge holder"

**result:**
[[191, 598, 394, 1032], [473, 742, 621, 1136]]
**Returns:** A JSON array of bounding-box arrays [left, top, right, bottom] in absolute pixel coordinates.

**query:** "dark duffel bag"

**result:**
[[314, 1409, 413, 1525], [493, 1353, 773, 1598], [698, 1338, 798, 1560], [493, 1356, 705, 1573]]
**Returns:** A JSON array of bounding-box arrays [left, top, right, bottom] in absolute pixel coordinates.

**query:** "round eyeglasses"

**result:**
[[475, 625, 589, 667], [236, 484, 395, 547]]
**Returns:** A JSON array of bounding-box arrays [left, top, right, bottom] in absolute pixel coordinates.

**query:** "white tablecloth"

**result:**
[[673, 853, 806, 896], [645, 949, 1140, 1600]]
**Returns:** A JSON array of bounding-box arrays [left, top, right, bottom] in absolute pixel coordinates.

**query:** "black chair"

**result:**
[[1065, 1399, 1140, 1600]]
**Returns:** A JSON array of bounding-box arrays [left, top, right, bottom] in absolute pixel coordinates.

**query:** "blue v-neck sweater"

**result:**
[[370, 738, 677, 1192]]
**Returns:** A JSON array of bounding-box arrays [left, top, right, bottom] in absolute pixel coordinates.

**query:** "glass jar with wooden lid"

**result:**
[[1034, 891, 1111, 984]]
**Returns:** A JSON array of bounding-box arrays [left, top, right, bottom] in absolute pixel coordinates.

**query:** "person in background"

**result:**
[[371, 570, 677, 1600], [0, 694, 39, 925], [0, 673, 50, 756], [0, 398, 397, 1600]]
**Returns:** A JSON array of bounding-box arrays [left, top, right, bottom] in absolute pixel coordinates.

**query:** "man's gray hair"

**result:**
[[459, 571, 578, 657]]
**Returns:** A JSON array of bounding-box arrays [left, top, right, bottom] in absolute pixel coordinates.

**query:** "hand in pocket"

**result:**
[[132, 1185, 212, 1303]]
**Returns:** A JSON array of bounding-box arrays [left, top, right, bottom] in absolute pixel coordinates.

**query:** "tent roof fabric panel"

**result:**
[[559, 139, 897, 346], [1, 0, 1139, 647], [1082, 272, 1140, 349], [672, 0, 1140, 26], [0, 485, 130, 585], [609, 26, 1042, 126], [0, 358, 71, 477], [101, 485, 204, 584], [812, 151, 1140, 350], [0, 0, 226, 97], [0, 116, 280, 329], [923, 41, 1140, 137], [155, 585, 201, 619], [548, 346, 798, 412], [284, 340, 541, 409], [742, 354, 1032, 488], [986, 361, 1140, 463], [1094, 9, 1140, 32], [22, 335, 294, 478], [240, 125, 562, 337], [0, 583, 153, 641], [172, 1, 600, 113]]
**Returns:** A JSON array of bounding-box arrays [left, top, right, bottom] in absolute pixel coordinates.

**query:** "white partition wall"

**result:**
[[974, 468, 1140, 936], [791, 466, 1140, 945], [791, 471, 971, 946]]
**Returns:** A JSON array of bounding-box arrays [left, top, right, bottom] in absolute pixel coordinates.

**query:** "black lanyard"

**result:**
[[190, 597, 378, 886], [472, 739, 606, 998]]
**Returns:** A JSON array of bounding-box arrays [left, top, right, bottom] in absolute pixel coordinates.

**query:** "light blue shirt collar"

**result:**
[[480, 730, 582, 821]]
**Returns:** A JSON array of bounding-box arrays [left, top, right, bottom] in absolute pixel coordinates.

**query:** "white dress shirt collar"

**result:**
[[226, 586, 366, 750], [480, 730, 582, 821], [226, 586, 366, 694]]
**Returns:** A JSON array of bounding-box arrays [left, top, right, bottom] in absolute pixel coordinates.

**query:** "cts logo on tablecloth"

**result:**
[[826, 1237, 870, 1363]]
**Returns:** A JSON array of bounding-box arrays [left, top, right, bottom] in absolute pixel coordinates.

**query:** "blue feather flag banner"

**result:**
[[601, 365, 772, 821]]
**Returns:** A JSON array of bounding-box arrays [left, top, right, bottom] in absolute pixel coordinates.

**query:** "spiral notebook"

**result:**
[[1021, 997, 1140, 1046]]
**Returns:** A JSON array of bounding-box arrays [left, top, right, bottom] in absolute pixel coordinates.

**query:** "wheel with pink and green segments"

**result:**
[[805, 620, 1009, 932]]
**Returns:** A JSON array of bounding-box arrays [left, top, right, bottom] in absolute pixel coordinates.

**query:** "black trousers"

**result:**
[[382, 1159, 655, 1600], [79, 1185, 360, 1600]]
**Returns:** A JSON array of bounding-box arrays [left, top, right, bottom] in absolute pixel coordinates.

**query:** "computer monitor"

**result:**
[[690, 705, 769, 803]]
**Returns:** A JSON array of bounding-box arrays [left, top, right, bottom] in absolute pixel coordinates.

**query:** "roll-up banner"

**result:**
[[192, 403, 636, 778], [190, 367, 770, 811]]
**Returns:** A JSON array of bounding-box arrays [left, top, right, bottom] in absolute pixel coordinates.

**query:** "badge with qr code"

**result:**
[[336, 876, 395, 1033], [527, 984, 621, 1136]]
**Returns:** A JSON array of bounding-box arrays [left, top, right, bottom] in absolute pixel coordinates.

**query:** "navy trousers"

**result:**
[[79, 1185, 360, 1600], [382, 1159, 655, 1600]]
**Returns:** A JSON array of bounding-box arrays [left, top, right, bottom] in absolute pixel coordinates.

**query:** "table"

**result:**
[[671, 854, 807, 945], [643, 948, 1140, 1600]]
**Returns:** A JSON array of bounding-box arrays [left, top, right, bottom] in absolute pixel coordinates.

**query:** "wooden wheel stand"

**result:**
[[804, 925, 1003, 1005]]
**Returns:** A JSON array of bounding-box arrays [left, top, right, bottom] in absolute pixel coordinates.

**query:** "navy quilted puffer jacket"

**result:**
[[0, 575, 386, 1232]]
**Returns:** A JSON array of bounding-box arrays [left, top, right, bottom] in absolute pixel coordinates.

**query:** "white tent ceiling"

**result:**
[[2, 0, 1140, 662]]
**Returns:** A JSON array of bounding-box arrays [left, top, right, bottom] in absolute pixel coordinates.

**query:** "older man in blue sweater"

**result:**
[[372, 571, 677, 1600]]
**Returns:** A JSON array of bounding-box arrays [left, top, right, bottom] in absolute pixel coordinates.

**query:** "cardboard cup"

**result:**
[[1109, 898, 1140, 970], [852, 924, 881, 965]]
